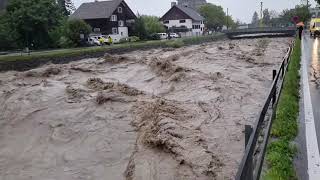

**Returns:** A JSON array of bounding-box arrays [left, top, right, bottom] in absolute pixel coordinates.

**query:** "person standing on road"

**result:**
[[297, 22, 305, 40], [298, 26, 304, 40], [108, 36, 113, 45]]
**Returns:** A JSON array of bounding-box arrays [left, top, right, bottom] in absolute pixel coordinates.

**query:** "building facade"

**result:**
[[177, 0, 207, 10], [70, 0, 136, 38], [160, 4, 205, 37]]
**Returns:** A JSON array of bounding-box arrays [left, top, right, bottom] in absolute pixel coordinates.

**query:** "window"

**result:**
[[118, 7, 123, 13], [179, 19, 186, 23], [112, 27, 118, 34], [163, 20, 169, 24], [192, 25, 200, 29], [111, 15, 117, 21], [118, 20, 124, 27]]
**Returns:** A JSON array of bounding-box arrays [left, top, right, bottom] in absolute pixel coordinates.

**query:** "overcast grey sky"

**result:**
[[73, 0, 316, 23]]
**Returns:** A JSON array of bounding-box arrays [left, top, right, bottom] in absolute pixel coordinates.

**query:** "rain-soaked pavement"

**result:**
[[296, 34, 320, 180]]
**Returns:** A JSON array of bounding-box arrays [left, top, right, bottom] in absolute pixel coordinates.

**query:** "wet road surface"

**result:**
[[296, 35, 320, 180]]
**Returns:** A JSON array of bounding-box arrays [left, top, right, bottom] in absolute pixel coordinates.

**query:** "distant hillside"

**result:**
[[0, 0, 8, 10]]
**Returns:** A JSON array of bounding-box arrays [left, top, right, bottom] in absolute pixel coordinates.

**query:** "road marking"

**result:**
[[302, 38, 320, 180]]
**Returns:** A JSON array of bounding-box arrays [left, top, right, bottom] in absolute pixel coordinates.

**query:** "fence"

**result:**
[[223, 27, 296, 39], [235, 40, 294, 180]]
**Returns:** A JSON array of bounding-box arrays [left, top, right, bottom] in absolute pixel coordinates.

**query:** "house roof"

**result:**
[[175, 5, 204, 21], [161, 5, 204, 21], [70, 0, 123, 20]]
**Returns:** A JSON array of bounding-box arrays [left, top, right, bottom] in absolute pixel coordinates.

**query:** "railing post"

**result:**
[[272, 70, 277, 106], [242, 155, 254, 180], [281, 64, 285, 78], [272, 70, 277, 81], [244, 125, 254, 180], [245, 125, 253, 148]]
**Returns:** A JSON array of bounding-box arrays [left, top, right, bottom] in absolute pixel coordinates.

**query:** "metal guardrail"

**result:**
[[235, 40, 294, 180], [223, 27, 296, 39], [223, 27, 296, 33]]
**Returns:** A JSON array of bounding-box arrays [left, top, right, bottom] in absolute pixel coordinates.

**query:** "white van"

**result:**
[[157, 33, 168, 40]]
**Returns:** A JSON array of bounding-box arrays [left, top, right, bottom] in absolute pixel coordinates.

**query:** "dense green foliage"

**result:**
[[264, 39, 301, 180], [5, 0, 64, 49], [132, 15, 164, 40], [225, 15, 237, 29], [0, 12, 17, 50], [269, 5, 310, 27], [0, 0, 89, 50], [141, 15, 165, 34], [63, 19, 91, 47], [199, 3, 236, 31], [132, 16, 148, 40]]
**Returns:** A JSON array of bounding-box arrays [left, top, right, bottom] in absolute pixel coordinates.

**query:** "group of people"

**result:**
[[98, 36, 113, 46]]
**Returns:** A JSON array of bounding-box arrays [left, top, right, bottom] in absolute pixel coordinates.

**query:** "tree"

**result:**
[[267, 5, 310, 27], [57, 0, 76, 16], [269, 10, 279, 19], [225, 15, 237, 29], [0, 13, 17, 50], [6, 0, 64, 49], [263, 9, 271, 25], [199, 3, 226, 31], [132, 15, 148, 40], [251, 11, 259, 27], [140, 15, 165, 34], [63, 19, 91, 47], [280, 5, 310, 24]]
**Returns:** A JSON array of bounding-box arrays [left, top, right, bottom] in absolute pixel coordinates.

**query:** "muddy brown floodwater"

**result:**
[[0, 38, 292, 180]]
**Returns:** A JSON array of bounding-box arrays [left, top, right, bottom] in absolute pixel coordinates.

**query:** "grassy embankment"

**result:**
[[264, 38, 301, 180], [0, 34, 225, 62]]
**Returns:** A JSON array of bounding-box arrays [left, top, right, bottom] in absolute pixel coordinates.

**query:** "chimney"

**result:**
[[171, 2, 177, 7]]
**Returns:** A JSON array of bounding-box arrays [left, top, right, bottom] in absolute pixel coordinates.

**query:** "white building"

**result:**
[[160, 2, 205, 37]]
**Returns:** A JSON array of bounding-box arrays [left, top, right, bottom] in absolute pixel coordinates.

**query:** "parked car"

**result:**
[[157, 33, 168, 40], [87, 36, 101, 46], [169, 33, 180, 38]]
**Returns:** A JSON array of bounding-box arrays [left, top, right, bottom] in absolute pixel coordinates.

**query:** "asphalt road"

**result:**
[[296, 34, 320, 180]]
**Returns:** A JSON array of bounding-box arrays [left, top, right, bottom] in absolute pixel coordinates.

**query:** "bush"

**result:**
[[119, 38, 129, 44], [0, 13, 17, 50], [129, 36, 140, 42], [148, 33, 161, 40], [166, 40, 184, 48], [58, 36, 75, 48], [64, 19, 92, 47]]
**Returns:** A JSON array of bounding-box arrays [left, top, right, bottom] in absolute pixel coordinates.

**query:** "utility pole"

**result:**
[[227, 8, 229, 30], [260, 1, 263, 27]]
